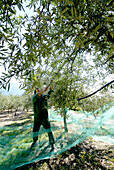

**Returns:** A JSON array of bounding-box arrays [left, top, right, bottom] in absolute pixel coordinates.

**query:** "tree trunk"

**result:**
[[14, 109, 17, 116], [63, 109, 68, 132]]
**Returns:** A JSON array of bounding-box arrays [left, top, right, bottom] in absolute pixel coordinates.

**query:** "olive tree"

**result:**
[[0, 1, 113, 127], [0, 0, 113, 90]]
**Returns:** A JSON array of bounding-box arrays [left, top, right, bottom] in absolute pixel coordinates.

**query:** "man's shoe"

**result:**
[[30, 142, 36, 148], [50, 145, 54, 152]]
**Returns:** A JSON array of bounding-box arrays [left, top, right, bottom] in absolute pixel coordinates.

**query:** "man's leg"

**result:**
[[42, 118, 55, 150], [31, 122, 40, 148]]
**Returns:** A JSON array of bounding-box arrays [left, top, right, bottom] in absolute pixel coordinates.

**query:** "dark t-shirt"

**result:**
[[32, 89, 53, 123]]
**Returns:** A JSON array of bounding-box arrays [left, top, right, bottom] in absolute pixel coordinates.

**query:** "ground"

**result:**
[[0, 110, 114, 170]]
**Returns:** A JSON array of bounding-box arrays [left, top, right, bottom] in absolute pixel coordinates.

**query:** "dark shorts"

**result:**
[[33, 109, 50, 132], [33, 109, 54, 144]]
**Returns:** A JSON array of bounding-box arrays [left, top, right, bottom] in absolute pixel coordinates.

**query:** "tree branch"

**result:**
[[77, 80, 114, 101]]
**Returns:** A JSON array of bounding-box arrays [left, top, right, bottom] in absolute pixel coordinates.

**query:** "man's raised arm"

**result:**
[[38, 86, 48, 97]]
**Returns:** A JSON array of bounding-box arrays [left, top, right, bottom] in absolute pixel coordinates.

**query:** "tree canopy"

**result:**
[[0, 0, 113, 92]]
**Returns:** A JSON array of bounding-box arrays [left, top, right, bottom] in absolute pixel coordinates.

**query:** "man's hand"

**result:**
[[50, 86, 53, 90], [50, 86, 54, 92]]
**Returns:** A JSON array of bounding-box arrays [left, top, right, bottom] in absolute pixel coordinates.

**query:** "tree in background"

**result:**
[[12, 95, 23, 116], [82, 89, 113, 113], [0, 93, 33, 113], [49, 70, 91, 132], [0, 93, 7, 112], [5, 95, 14, 113], [22, 93, 33, 112]]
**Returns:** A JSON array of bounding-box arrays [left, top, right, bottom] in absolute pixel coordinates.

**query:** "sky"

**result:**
[[0, 58, 25, 96], [0, 69, 25, 96], [0, 81, 25, 96]]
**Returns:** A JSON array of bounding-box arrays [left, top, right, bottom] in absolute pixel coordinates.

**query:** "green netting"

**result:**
[[0, 102, 114, 170]]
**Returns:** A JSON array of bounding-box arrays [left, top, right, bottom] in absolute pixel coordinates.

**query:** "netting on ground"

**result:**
[[0, 101, 114, 170]]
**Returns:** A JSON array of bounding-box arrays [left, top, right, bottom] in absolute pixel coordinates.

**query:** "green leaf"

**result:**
[[0, 49, 8, 51], [8, 82, 10, 91], [94, 25, 100, 32], [74, 7, 77, 17], [67, 1, 74, 5], [71, 7, 74, 17], [104, 16, 113, 22], [62, 7, 68, 14], [109, 31, 113, 39], [26, 91, 30, 94], [9, 8, 16, 14]]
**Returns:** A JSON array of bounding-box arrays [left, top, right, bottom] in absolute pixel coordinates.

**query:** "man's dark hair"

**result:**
[[34, 87, 40, 94], [34, 90, 36, 94]]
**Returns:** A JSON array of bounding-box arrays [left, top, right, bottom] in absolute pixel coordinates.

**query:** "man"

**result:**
[[31, 86, 55, 151]]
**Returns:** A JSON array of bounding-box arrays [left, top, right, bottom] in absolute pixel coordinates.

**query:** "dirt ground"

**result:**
[[0, 110, 114, 170], [16, 139, 114, 170], [0, 109, 33, 127]]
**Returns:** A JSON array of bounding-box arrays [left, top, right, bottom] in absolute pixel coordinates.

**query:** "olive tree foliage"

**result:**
[[0, 94, 22, 114], [0, 0, 27, 89], [0, 0, 24, 45], [0, 0, 113, 131], [12, 95, 23, 115], [0, 0, 113, 91], [22, 93, 33, 112], [0, 93, 16, 113], [81, 90, 113, 113], [0, 0, 24, 56], [48, 61, 96, 132], [0, 93, 33, 114], [0, 93, 8, 112], [0, 2, 113, 130]]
